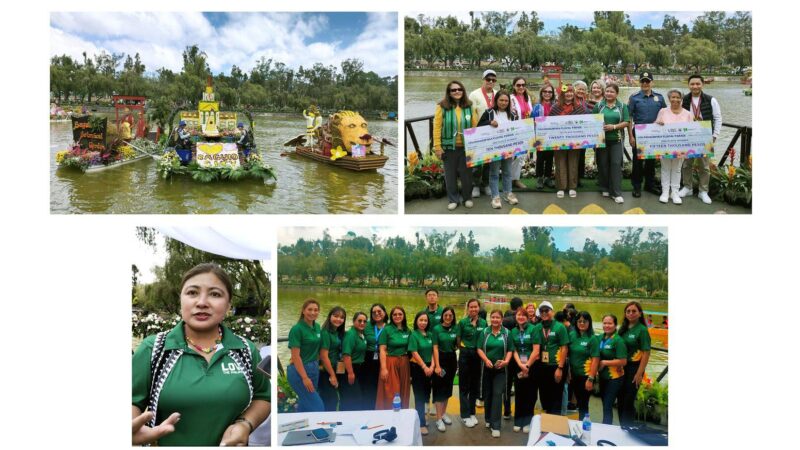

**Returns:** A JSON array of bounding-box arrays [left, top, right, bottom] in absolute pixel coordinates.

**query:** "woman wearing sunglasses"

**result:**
[[362, 303, 387, 409], [510, 76, 533, 190], [341, 312, 369, 411], [433, 80, 478, 211], [568, 311, 600, 421], [377, 306, 411, 410], [533, 85, 556, 190]]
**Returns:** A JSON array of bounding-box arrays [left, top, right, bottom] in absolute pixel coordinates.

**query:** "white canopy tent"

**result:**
[[156, 226, 272, 261]]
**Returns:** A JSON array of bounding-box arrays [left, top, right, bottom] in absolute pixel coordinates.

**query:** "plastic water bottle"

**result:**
[[581, 415, 592, 444], [392, 393, 401, 411]]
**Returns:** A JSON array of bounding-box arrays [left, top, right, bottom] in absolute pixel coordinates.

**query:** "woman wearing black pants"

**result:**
[[535, 301, 569, 414], [341, 312, 369, 411], [456, 299, 486, 428], [568, 311, 600, 420], [362, 303, 387, 409], [477, 309, 513, 438], [409, 312, 435, 435], [510, 308, 539, 433], [432, 307, 458, 432], [618, 302, 651, 426]]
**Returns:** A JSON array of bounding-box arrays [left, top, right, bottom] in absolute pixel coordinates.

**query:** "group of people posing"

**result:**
[[286, 290, 652, 438], [432, 69, 722, 210]]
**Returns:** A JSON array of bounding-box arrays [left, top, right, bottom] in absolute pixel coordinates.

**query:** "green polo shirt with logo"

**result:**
[[378, 324, 410, 356], [510, 323, 537, 357], [132, 322, 270, 446], [598, 333, 627, 380], [320, 327, 343, 368], [288, 320, 321, 364], [422, 305, 444, 328], [593, 101, 630, 142], [364, 323, 383, 352], [408, 329, 434, 364], [621, 322, 652, 364], [538, 321, 570, 367], [478, 327, 513, 362], [568, 330, 600, 377], [456, 316, 487, 349], [431, 323, 457, 353], [342, 327, 367, 364]]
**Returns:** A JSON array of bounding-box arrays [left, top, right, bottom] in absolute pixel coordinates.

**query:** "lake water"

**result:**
[[405, 71, 751, 166], [277, 286, 668, 379], [50, 113, 398, 214]]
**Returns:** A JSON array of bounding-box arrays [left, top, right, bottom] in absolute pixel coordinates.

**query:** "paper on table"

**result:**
[[534, 432, 576, 446], [333, 423, 358, 436]]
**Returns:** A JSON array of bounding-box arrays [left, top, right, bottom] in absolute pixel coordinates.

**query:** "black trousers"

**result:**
[[340, 362, 367, 411], [458, 348, 481, 418], [362, 351, 380, 410], [318, 371, 345, 411], [482, 366, 507, 431], [513, 364, 536, 427], [433, 351, 457, 402], [536, 150, 554, 178], [632, 147, 656, 190], [504, 361, 517, 416], [411, 363, 433, 427], [618, 361, 640, 426], [537, 364, 565, 414], [442, 147, 473, 204], [570, 374, 592, 420], [578, 149, 587, 181]]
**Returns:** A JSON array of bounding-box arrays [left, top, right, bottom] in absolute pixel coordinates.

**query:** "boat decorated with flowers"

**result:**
[[481, 293, 510, 306], [155, 77, 275, 182], [283, 108, 393, 171]]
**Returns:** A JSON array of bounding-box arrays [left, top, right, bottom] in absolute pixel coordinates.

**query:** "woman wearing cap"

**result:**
[[132, 264, 271, 446], [377, 306, 411, 410], [409, 311, 435, 435], [535, 301, 570, 414], [478, 91, 519, 209], [362, 303, 387, 409], [341, 312, 369, 411], [593, 82, 630, 204], [431, 306, 458, 432], [568, 311, 600, 421], [510, 307, 539, 433], [286, 299, 325, 412], [533, 84, 556, 190], [319, 306, 347, 411], [618, 301, 651, 426], [655, 89, 694, 204], [510, 76, 534, 190], [477, 309, 513, 438], [433, 80, 478, 211], [598, 314, 627, 425], [549, 84, 587, 199], [455, 298, 486, 428]]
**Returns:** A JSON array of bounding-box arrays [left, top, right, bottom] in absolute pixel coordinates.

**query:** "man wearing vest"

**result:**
[[469, 70, 498, 199], [679, 74, 722, 204], [628, 72, 667, 198]]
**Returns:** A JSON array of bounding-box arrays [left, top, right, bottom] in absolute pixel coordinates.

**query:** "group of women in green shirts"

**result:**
[[286, 295, 651, 438]]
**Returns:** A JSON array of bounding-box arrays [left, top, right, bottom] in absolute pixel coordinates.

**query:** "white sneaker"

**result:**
[[447, 202, 457, 211], [476, 400, 483, 407], [614, 196, 624, 204], [671, 191, 682, 204], [491, 197, 502, 209], [602, 191, 609, 197], [472, 186, 481, 198], [485, 421, 491, 428], [699, 191, 712, 204], [659, 192, 669, 203], [462, 417, 476, 428], [569, 189, 577, 198], [442, 415, 452, 425], [505, 192, 519, 205], [470, 415, 478, 425], [464, 200, 474, 208], [513, 426, 521, 432], [484, 186, 492, 196], [678, 186, 692, 198], [436, 419, 446, 432], [492, 429, 501, 438], [556, 190, 565, 198], [522, 425, 530, 433]]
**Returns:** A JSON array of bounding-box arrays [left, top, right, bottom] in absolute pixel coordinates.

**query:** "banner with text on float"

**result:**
[[532, 114, 605, 151], [196, 142, 240, 169], [463, 118, 535, 168], [634, 120, 713, 159]]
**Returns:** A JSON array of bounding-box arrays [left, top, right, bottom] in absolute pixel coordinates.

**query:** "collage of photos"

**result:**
[[39, 8, 747, 449]]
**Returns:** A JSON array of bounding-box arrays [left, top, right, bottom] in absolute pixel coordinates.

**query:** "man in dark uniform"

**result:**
[[628, 71, 667, 197]]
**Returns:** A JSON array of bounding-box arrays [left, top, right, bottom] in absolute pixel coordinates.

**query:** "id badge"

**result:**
[[335, 361, 346, 375], [542, 352, 550, 363], [520, 354, 528, 364], [373, 351, 379, 361]]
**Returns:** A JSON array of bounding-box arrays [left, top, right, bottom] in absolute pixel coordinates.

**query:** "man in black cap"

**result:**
[[628, 71, 667, 197]]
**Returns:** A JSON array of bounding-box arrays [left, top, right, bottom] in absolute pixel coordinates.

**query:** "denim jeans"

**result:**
[[489, 157, 513, 198], [287, 362, 325, 412], [600, 377, 624, 425]]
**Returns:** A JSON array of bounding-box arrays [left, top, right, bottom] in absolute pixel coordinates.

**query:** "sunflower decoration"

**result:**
[[608, 365, 624, 379], [561, 84, 569, 93], [330, 146, 347, 161], [630, 349, 643, 362], [583, 358, 593, 376]]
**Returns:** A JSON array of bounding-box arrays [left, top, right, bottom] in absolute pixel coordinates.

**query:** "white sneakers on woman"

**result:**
[[505, 192, 519, 205], [448, 202, 458, 210], [614, 196, 624, 204], [671, 191, 682, 204], [491, 197, 502, 209], [492, 429, 501, 438], [659, 192, 669, 203], [556, 190, 565, 198], [436, 419, 446, 432], [442, 415, 452, 425], [569, 190, 577, 198]]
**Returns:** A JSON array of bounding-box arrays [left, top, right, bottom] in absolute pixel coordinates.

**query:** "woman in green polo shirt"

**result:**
[[409, 311, 435, 435], [592, 82, 630, 204], [598, 314, 628, 425], [535, 301, 570, 415], [319, 306, 347, 411], [286, 298, 325, 412], [363, 303, 387, 410], [377, 306, 411, 410], [477, 309, 513, 438], [568, 311, 600, 421], [456, 298, 486, 428], [432, 306, 458, 432], [132, 264, 270, 446], [341, 312, 369, 411], [618, 301, 652, 426], [511, 308, 539, 433]]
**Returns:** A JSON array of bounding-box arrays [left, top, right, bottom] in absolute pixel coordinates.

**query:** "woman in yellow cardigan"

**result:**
[[433, 80, 479, 211]]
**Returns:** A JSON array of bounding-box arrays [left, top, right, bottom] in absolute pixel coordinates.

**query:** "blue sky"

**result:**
[[50, 12, 397, 77], [278, 227, 667, 254]]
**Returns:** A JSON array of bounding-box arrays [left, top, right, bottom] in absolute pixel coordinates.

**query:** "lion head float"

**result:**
[[326, 111, 374, 155]]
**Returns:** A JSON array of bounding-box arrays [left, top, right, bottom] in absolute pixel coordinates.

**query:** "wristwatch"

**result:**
[[234, 417, 254, 433]]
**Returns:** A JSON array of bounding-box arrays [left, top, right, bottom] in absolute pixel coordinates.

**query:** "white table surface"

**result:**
[[279, 409, 423, 446], [526, 415, 649, 446]]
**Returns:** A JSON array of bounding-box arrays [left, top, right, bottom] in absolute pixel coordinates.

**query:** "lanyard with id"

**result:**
[[373, 325, 384, 360], [541, 327, 551, 363], [518, 328, 529, 363]]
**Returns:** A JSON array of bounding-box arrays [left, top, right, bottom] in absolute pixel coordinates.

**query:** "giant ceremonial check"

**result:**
[[532, 114, 605, 151], [463, 118, 535, 168], [634, 120, 714, 159], [196, 142, 241, 169]]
